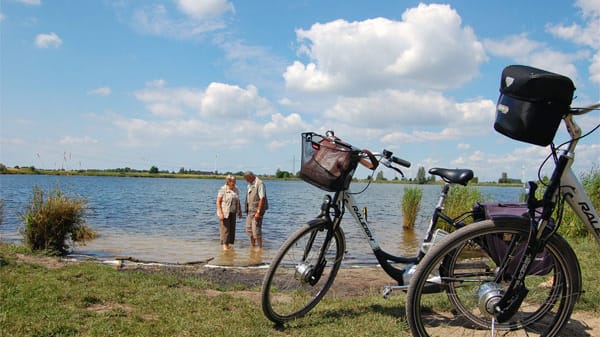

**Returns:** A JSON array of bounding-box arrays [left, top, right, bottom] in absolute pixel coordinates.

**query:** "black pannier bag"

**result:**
[[494, 65, 575, 146], [299, 132, 358, 192]]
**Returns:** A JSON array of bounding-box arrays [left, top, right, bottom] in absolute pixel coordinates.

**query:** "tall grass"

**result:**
[[19, 186, 96, 255], [437, 185, 484, 232], [401, 187, 423, 229]]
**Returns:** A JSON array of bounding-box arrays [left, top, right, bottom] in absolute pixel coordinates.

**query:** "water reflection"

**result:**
[[211, 247, 265, 267]]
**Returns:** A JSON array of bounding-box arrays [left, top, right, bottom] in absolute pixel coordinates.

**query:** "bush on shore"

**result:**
[[19, 186, 96, 255]]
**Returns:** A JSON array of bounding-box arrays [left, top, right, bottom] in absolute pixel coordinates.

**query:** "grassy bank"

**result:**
[[0, 243, 410, 337], [2, 238, 599, 337]]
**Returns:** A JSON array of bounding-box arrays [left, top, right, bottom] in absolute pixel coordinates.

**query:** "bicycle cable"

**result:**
[[536, 120, 600, 187]]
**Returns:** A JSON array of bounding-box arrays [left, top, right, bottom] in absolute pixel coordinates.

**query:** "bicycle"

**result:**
[[406, 65, 600, 337], [260, 129, 479, 324]]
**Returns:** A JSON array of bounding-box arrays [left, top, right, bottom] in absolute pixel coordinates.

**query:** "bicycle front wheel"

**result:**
[[407, 218, 581, 337], [261, 220, 345, 324]]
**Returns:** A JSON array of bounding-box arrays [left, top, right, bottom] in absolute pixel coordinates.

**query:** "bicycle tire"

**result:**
[[406, 218, 581, 337], [261, 220, 345, 324]]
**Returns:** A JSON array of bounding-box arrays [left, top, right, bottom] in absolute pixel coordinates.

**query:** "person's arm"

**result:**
[[255, 198, 265, 218], [216, 196, 224, 220]]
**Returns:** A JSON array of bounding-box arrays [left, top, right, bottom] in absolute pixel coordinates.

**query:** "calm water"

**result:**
[[0, 174, 522, 266]]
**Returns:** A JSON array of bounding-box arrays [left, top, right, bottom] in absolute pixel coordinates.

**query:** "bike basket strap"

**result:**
[[299, 132, 358, 192], [494, 65, 575, 146]]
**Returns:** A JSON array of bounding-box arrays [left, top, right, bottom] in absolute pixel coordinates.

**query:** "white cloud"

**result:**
[[176, 0, 234, 20], [0, 13, 5, 22], [457, 143, 471, 150], [132, 4, 227, 39], [285, 3, 487, 94], [321, 90, 495, 134], [201, 83, 275, 118], [88, 86, 111, 96], [35, 32, 62, 48], [546, 0, 600, 84], [134, 82, 202, 118], [59, 136, 98, 145], [263, 112, 308, 135], [484, 35, 582, 80], [117, 81, 291, 149], [16, 0, 41, 5], [546, 1, 600, 48]]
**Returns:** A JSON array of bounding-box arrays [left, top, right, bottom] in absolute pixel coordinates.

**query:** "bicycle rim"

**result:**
[[261, 222, 345, 324], [407, 219, 579, 337]]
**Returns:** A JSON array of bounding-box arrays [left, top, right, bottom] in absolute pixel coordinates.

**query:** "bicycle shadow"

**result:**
[[272, 302, 595, 337], [271, 302, 406, 331]]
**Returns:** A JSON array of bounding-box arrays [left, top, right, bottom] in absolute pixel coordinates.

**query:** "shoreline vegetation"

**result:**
[[0, 165, 523, 187]]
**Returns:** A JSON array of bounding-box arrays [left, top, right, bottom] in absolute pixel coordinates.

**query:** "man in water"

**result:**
[[243, 171, 268, 249]]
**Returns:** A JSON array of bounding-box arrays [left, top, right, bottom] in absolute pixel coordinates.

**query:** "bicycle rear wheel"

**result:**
[[406, 218, 581, 337], [261, 220, 345, 324]]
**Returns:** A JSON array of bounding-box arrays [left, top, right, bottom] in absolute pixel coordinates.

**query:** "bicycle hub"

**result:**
[[478, 282, 504, 316]]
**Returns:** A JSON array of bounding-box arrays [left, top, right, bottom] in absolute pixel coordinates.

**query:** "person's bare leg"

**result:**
[[257, 237, 263, 249]]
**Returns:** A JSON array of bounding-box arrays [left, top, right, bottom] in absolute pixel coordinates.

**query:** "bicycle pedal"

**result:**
[[382, 285, 408, 299]]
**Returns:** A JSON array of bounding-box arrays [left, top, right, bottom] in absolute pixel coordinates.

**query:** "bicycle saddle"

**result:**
[[428, 168, 474, 186]]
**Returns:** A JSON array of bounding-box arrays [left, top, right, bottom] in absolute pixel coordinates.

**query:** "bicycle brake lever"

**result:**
[[381, 159, 405, 178]]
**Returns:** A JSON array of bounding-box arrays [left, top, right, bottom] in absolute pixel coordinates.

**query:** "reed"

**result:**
[[401, 187, 423, 229], [437, 185, 484, 232], [19, 186, 96, 255]]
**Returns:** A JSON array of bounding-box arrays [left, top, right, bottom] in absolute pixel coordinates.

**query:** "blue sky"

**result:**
[[1, 0, 599, 182]]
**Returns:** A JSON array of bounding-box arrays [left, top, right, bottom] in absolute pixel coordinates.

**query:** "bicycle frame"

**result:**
[[321, 177, 466, 287]]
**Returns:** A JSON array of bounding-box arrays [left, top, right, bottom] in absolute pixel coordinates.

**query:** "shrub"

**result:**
[[437, 185, 484, 232], [402, 187, 423, 229], [19, 186, 96, 255]]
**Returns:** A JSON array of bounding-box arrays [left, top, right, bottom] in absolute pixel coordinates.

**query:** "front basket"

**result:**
[[299, 132, 357, 192]]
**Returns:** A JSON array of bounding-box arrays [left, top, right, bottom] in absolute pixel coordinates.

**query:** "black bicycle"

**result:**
[[260, 130, 481, 324], [406, 65, 600, 337]]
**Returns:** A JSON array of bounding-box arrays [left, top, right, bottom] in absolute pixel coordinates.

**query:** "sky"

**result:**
[[1, 0, 599, 182]]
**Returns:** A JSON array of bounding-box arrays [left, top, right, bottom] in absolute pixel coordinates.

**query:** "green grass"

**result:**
[[0, 243, 412, 337], [1, 238, 598, 337]]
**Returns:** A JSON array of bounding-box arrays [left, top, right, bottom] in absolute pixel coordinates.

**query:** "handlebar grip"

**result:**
[[392, 156, 411, 168], [360, 149, 379, 170]]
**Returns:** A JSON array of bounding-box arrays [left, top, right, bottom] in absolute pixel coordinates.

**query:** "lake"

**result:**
[[0, 174, 523, 266]]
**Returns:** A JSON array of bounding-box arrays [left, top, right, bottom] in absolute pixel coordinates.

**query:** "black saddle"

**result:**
[[428, 168, 474, 186]]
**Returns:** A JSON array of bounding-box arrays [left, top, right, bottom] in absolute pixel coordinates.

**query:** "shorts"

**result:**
[[245, 216, 263, 239]]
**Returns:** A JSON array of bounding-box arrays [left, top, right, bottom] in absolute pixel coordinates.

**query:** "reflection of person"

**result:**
[[216, 175, 243, 250], [243, 171, 268, 249]]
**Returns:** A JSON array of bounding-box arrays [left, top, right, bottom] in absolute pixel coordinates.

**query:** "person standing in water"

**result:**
[[216, 175, 243, 250], [243, 171, 268, 249]]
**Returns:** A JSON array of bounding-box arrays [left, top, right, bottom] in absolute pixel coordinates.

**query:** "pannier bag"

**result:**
[[473, 202, 554, 276], [299, 132, 358, 192], [494, 65, 575, 146]]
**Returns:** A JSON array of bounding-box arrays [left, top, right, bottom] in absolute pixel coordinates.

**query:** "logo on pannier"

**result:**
[[497, 103, 509, 114], [504, 76, 514, 87]]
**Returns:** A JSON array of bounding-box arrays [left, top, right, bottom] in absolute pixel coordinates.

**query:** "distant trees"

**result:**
[[498, 172, 522, 184], [416, 166, 427, 184], [149, 166, 159, 174], [275, 169, 293, 178]]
